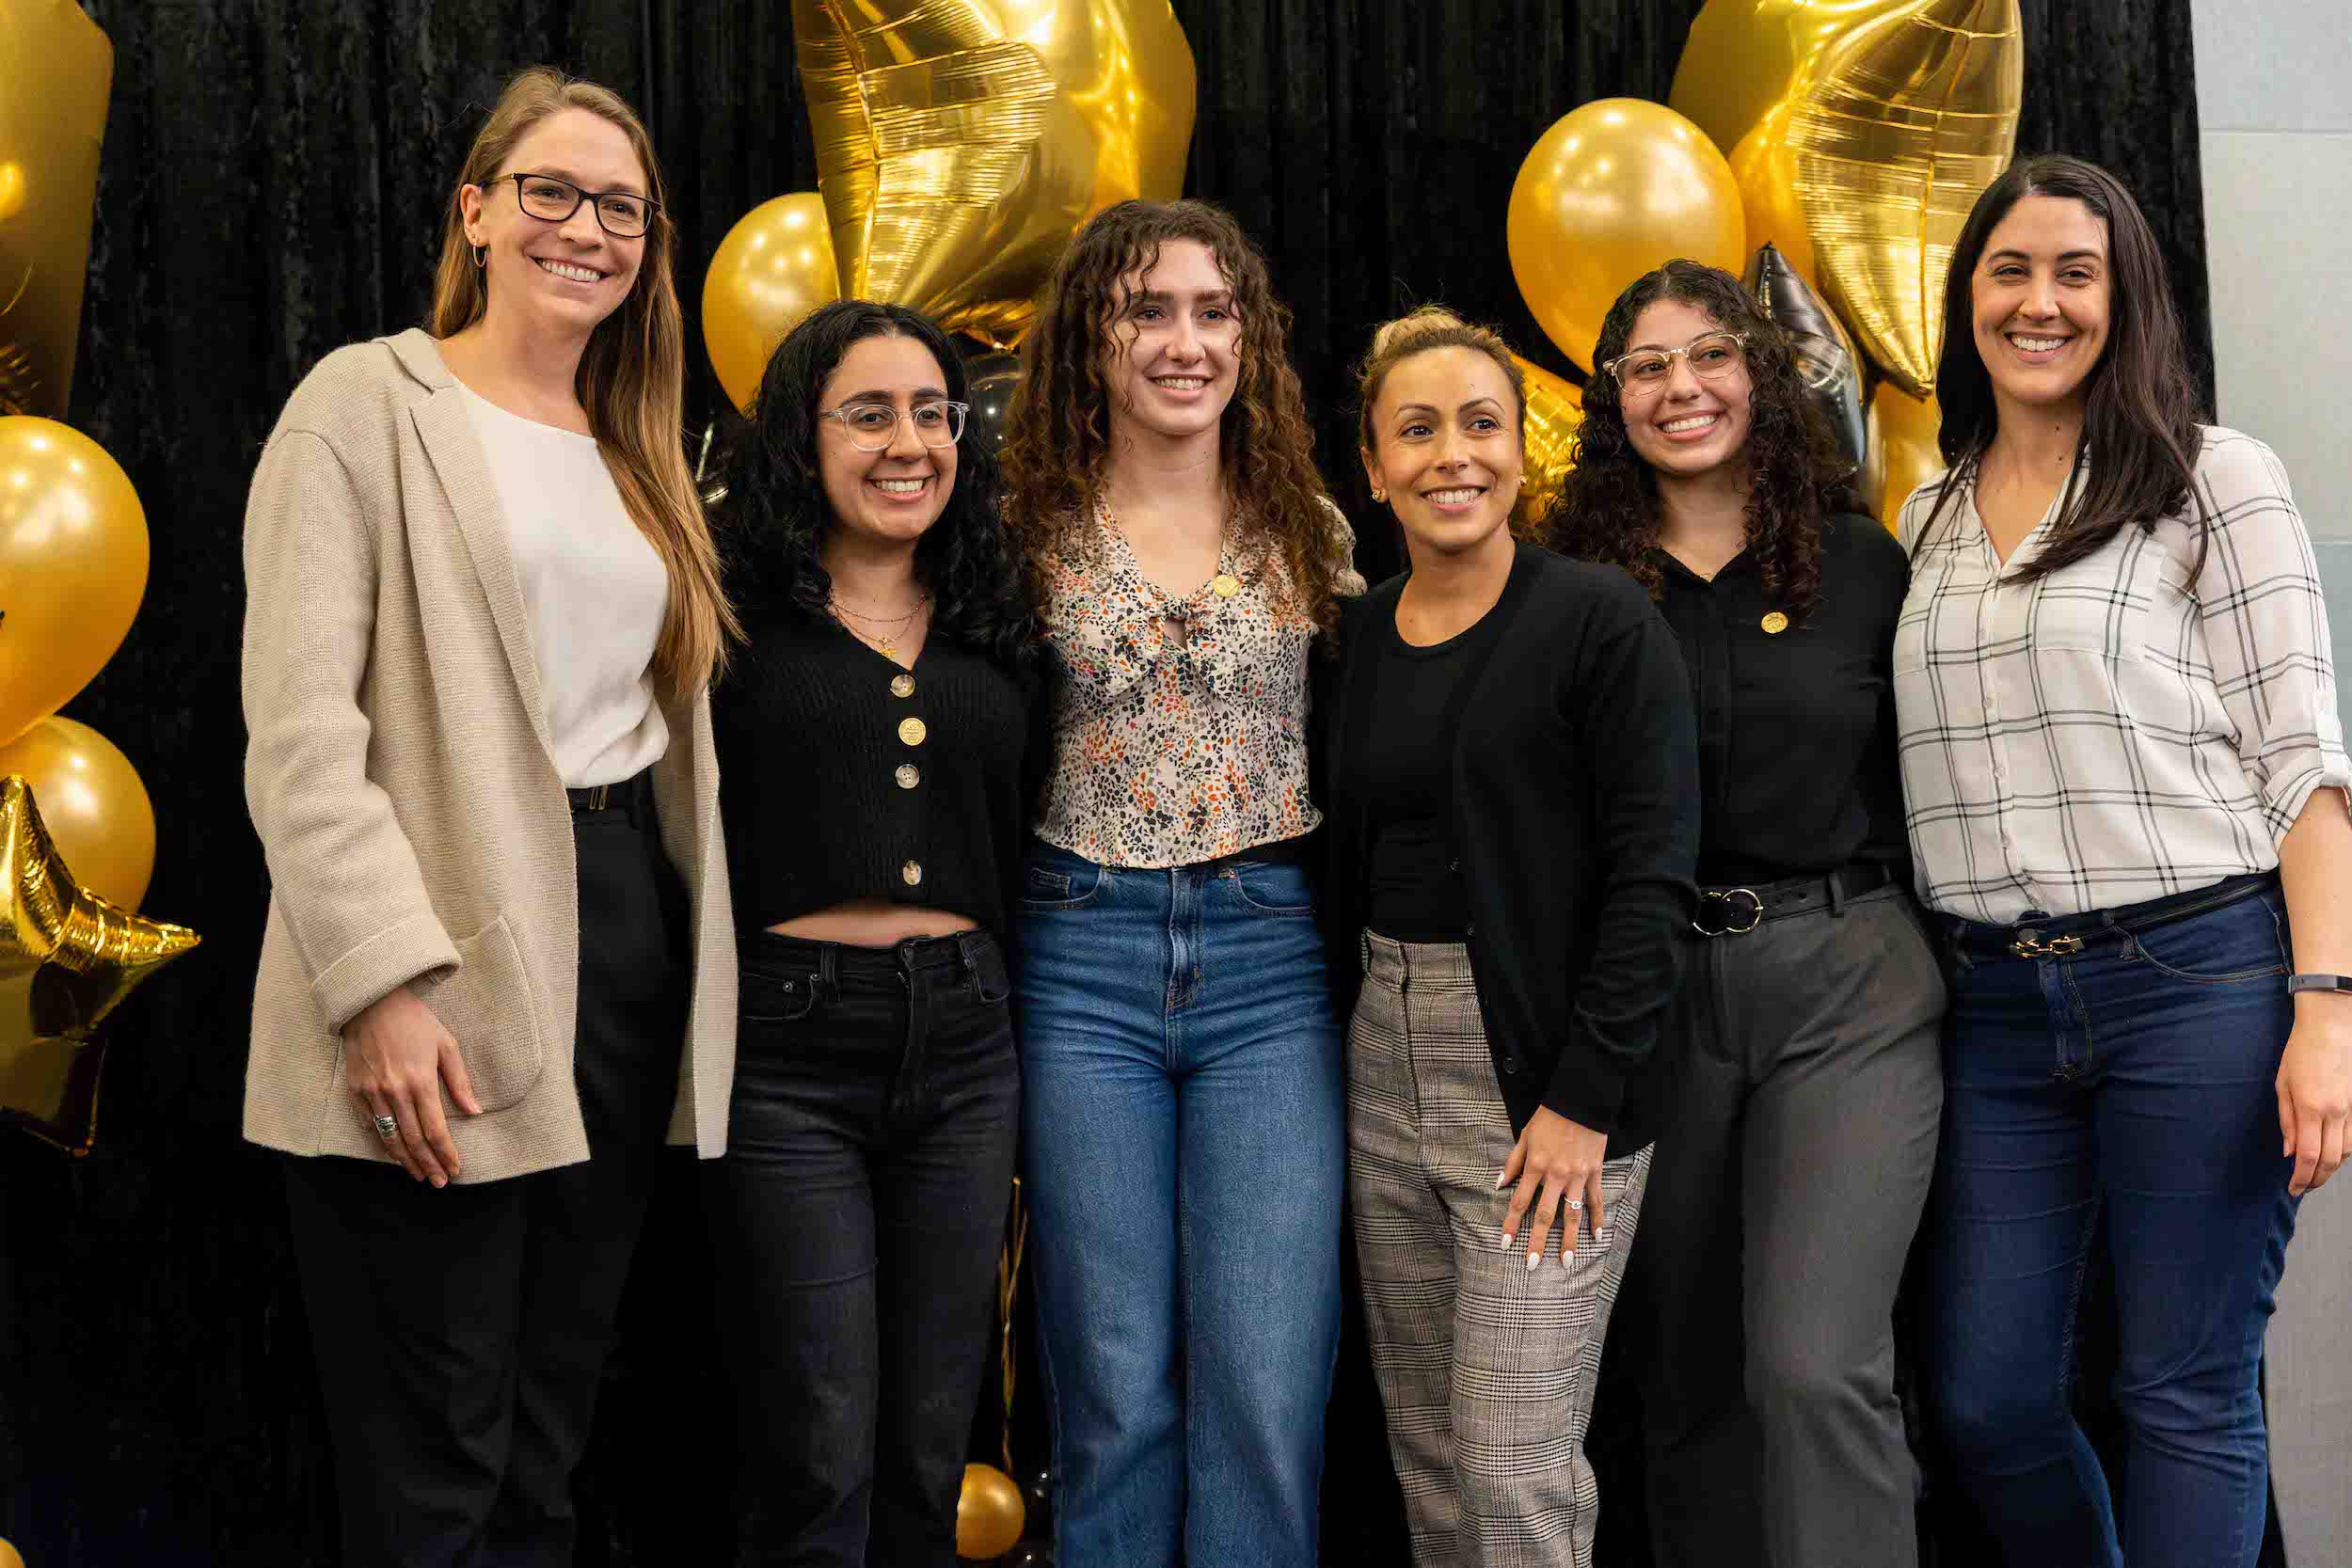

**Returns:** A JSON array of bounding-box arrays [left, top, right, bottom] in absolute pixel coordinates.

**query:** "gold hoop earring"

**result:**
[[472, 245, 487, 269]]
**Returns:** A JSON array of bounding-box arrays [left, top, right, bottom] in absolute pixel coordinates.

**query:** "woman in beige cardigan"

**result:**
[[239, 69, 735, 1567]]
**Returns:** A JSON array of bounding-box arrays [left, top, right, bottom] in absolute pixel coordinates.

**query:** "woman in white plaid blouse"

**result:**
[[1895, 154, 2352, 1568]]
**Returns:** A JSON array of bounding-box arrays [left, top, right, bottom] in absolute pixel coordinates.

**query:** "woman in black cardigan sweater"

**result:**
[[1320, 307, 1697, 1568]]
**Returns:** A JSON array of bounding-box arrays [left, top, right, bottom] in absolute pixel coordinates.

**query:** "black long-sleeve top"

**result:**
[[1319, 544, 1699, 1153], [712, 581, 1042, 940], [1646, 513, 1911, 886]]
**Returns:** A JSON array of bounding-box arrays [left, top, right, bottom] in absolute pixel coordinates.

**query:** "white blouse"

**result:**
[[1894, 425, 2350, 924], [462, 387, 670, 787]]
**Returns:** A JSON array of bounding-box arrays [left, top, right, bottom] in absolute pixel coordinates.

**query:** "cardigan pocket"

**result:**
[[413, 914, 547, 1114]]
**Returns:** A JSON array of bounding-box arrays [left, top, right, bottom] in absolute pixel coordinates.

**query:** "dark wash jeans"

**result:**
[[1926, 875, 2301, 1568], [705, 927, 1019, 1567]]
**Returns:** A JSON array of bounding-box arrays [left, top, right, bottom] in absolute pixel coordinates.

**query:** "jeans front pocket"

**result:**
[[2123, 889, 2289, 986], [739, 965, 821, 1023], [1224, 858, 1316, 917], [1019, 849, 1107, 912]]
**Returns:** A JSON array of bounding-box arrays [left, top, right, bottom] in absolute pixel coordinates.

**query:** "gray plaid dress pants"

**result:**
[[1348, 933, 1653, 1568]]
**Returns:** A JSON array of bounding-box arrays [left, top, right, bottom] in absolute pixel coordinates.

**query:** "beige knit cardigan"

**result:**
[[240, 328, 736, 1181]]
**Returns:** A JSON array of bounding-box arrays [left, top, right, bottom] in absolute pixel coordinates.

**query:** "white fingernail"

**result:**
[[1594, 1228, 1613, 1248], [1499, 1231, 1514, 1250], [1495, 1170, 1508, 1190], [1526, 1251, 1541, 1272], [1562, 1249, 1576, 1268]]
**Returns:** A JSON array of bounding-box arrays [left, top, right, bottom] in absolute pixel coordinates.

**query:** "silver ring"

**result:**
[[1565, 1197, 1585, 1211], [373, 1114, 399, 1140]]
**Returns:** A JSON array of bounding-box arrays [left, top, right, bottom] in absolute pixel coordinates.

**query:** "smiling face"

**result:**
[[460, 107, 647, 341], [816, 331, 960, 549], [1970, 192, 2112, 416], [1615, 298, 1755, 483], [1361, 344, 1525, 561], [1100, 238, 1241, 448]]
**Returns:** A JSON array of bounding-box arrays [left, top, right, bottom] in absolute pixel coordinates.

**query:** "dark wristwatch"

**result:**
[[2287, 974, 2352, 995]]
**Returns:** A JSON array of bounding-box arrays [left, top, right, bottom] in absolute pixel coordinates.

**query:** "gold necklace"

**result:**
[[830, 594, 928, 662]]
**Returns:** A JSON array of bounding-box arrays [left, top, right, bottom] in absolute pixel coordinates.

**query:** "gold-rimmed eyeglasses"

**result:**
[[1602, 331, 1749, 399]]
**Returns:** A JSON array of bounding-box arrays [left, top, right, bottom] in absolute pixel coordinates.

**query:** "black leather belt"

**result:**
[[1951, 871, 2276, 962], [1690, 861, 1899, 938]]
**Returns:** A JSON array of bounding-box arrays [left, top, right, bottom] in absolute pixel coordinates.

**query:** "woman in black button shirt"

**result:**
[[704, 300, 1041, 1562], [1323, 307, 1698, 1568], [1550, 259, 1945, 1568]]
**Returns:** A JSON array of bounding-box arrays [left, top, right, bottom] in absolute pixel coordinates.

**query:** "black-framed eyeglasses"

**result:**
[[1602, 330, 1749, 398], [818, 401, 971, 451], [492, 172, 660, 239]]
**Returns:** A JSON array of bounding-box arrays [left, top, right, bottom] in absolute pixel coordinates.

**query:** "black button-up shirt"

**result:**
[[1649, 512, 1911, 886]]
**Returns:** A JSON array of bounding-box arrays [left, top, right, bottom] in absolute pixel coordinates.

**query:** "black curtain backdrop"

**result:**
[[0, 3, 2232, 1564]]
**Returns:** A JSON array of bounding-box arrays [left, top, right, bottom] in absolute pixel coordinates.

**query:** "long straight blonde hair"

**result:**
[[428, 66, 735, 696]]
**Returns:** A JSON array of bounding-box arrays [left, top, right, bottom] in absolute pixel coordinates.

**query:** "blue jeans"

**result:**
[[1014, 840, 1343, 1567], [1926, 877, 2300, 1568]]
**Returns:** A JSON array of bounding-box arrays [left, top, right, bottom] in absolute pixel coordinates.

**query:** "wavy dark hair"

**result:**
[[710, 300, 1034, 669], [1910, 154, 2206, 580], [997, 198, 1347, 638], [1546, 259, 1837, 622]]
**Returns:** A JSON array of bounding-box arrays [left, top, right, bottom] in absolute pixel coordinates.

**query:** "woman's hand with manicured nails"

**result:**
[[1499, 1106, 1609, 1269], [342, 986, 484, 1187], [2277, 1009, 2352, 1196]]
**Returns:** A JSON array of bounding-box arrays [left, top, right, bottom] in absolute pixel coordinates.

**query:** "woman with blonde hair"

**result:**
[[997, 198, 1359, 1564], [1327, 305, 1697, 1567], [239, 67, 735, 1565]]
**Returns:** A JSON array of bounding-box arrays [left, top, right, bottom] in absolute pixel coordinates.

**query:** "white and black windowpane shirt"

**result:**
[[1894, 425, 2351, 924]]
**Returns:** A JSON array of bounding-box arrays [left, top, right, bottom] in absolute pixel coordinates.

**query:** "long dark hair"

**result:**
[[997, 199, 1348, 639], [1546, 259, 1837, 622], [711, 300, 1034, 669], [1911, 154, 2206, 578]]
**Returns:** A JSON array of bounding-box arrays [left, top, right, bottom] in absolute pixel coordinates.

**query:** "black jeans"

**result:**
[[706, 928, 1021, 1567], [284, 775, 689, 1568]]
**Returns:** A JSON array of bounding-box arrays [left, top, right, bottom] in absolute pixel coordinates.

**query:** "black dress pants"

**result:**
[[284, 778, 689, 1568], [705, 928, 1021, 1567]]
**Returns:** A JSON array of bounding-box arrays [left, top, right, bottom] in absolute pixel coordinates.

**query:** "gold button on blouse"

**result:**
[[890, 673, 915, 698], [901, 859, 924, 886], [1211, 573, 1241, 598], [896, 764, 920, 790], [898, 717, 928, 746], [1760, 610, 1789, 635]]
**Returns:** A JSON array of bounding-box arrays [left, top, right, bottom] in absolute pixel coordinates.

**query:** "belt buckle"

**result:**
[[1691, 887, 1763, 938], [577, 783, 611, 812], [2007, 928, 2085, 959]]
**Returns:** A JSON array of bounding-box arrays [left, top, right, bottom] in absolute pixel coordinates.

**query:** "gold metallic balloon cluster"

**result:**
[[1502, 0, 2023, 528], [702, 0, 1197, 415], [0, 10, 199, 1153]]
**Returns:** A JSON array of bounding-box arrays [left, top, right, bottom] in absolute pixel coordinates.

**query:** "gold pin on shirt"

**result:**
[[1212, 574, 1241, 598], [1761, 611, 1789, 634]]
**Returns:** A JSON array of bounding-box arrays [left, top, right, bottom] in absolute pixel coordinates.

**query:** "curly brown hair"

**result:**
[[1546, 259, 1840, 623], [1353, 305, 1545, 541], [998, 199, 1347, 638]]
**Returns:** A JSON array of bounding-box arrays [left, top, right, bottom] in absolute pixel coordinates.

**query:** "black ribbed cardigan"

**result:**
[[1317, 543, 1699, 1154]]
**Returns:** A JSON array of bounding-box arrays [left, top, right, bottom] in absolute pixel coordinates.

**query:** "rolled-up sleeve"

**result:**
[[2194, 429, 2352, 840]]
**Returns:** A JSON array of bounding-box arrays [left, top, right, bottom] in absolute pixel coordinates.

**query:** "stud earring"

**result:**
[[1372, 486, 1387, 502]]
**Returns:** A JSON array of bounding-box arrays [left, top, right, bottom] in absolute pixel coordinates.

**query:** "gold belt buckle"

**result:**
[[1691, 887, 1763, 938], [2007, 929, 2085, 959]]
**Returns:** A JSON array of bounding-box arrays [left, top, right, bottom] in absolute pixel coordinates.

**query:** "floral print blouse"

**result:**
[[1033, 495, 1361, 868]]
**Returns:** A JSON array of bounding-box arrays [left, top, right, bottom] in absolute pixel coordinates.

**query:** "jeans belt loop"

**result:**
[[1828, 869, 1848, 918], [817, 943, 840, 1006]]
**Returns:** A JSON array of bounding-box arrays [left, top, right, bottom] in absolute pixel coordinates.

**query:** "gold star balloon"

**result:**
[[793, 0, 1197, 348], [1713, 0, 2022, 398], [1512, 356, 1583, 531], [0, 0, 113, 418], [1, 775, 199, 1148]]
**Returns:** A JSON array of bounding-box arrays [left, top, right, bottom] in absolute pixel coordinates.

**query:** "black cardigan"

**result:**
[[1318, 544, 1699, 1154]]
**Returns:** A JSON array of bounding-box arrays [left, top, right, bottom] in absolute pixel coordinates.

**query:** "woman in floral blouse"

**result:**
[[998, 198, 1360, 1566]]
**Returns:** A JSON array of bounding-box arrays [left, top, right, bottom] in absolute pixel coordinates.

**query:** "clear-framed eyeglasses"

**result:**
[[1602, 330, 1749, 398], [818, 401, 972, 451], [494, 172, 660, 239]]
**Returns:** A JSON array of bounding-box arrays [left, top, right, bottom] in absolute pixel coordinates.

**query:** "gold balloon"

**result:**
[[1724, 0, 2023, 397], [702, 192, 841, 416], [0, 716, 156, 910], [1872, 378, 1945, 531], [1669, 0, 1890, 162], [0, 775, 199, 1130], [794, 0, 1197, 348], [0, 1536, 22, 1568], [954, 1463, 1025, 1560], [0, 416, 149, 743], [1506, 99, 1746, 372], [0, 0, 112, 418], [1513, 356, 1584, 529]]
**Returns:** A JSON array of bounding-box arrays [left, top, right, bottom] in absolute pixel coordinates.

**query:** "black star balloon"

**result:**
[[1, 774, 199, 1144], [1743, 241, 1869, 473]]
